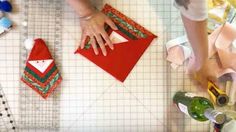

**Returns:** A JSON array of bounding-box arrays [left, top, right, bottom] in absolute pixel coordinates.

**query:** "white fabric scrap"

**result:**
[[166, 35, 192, 69]]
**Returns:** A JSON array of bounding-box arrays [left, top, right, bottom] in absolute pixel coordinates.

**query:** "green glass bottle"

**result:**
[[173, 91, 226, 124]]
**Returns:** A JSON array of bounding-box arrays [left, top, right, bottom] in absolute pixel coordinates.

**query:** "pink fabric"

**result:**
[[166, 46, 185, 65], [166, 35, 192, 69], [167, 23, 236, 78], [209, 23, 236, 70]]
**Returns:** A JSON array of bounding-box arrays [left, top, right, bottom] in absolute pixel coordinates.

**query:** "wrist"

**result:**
[[191, 56, 208, 71], [193, 52, 208, 69], [79, 7, 97, 20]]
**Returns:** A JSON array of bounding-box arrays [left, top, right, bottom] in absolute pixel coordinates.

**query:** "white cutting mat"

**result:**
[[0, 0, 211, 131]]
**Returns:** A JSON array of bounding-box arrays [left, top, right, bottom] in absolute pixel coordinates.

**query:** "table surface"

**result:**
[[0, 0, 216, 131]]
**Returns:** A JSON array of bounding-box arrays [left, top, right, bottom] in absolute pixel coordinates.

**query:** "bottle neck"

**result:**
[[204, 108, 226, 124]]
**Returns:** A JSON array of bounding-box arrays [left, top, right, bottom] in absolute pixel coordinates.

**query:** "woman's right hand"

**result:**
[[79, 11, 118, 56]]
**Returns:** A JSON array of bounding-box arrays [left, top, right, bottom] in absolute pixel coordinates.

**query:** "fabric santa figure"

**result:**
[[21, 38, 62, 99]]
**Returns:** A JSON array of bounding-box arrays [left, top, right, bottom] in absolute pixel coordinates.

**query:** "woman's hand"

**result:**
[[66, 0, 118, 56], [79, 11, 118, 56]]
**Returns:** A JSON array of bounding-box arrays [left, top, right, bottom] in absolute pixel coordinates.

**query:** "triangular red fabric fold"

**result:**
[[76, 36, 155, 82]]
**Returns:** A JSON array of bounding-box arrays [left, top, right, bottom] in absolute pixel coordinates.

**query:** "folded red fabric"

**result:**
[[75, 4, 157, 82]]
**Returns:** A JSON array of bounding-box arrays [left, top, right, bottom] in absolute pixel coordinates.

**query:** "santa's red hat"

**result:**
[[28, 39, 52, 61]]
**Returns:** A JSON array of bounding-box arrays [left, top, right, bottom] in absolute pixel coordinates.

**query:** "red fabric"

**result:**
[[76, 36, 155, 82], [24, 69, 59, 86], [75, 4, 157, 82], [28, 38, 52, 61], [21, 76, 62, 99]]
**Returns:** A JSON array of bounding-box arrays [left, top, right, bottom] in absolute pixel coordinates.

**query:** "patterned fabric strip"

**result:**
[[22, 73, 61, 94], [102, 4, 156, 37], [81, 4, 157, 50], [116, 24, 137, 40], [106, 12, 147, 38], [24, 65, 57, 83], [24, 69, 59, 86]]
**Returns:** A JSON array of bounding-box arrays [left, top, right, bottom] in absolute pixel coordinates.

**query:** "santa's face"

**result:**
[[28, 59, 53, 73]]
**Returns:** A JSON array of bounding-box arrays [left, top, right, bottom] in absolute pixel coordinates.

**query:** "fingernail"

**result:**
[[104, 52, 107, 56], [111, 46, 114, 50], [80, 45, 84, 49]]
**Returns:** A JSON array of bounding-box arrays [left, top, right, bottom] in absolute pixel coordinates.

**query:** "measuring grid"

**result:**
[[19, 0, 62, 130], [0, 84, 16, 132], [0, 0, 216, 131]]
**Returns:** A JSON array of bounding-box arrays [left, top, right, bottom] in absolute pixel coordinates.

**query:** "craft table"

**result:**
[[0, 0, 219, 131]]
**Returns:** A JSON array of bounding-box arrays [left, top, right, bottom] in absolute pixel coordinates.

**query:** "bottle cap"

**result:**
[[204, 108, 226, 124], [215, 113, 227, 124]]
